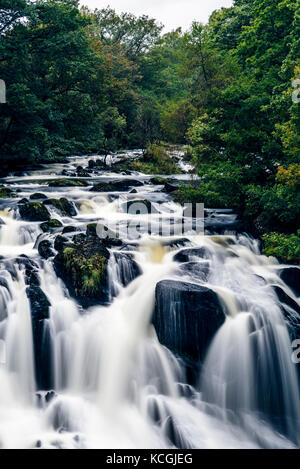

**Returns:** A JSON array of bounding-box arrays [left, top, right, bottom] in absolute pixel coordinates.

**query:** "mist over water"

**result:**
[[0, 152, 299, 449]]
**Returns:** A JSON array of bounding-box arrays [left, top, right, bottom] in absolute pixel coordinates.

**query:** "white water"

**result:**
[[0, 153, 299, 449]]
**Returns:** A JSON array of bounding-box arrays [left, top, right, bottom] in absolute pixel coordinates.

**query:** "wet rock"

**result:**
[[62, 225, 78, 234], [273, 285, 300, 338], [0, 185, 17, 198], [163, 181, 180, 193], [30, 193, 47, 200], [280, 267, 300, 297], [16, 256, 40, 286], [150, 177, 168, 185], [173, 247, 211, 263], [54, 226, 112, 307], [86, 223, 123, 246], [19, 202, 51, 222], [18, 198, 29, 204], [47, 179, 89, 187], [76, 166, 91, 177], [162, 238, 191, 249], [45, 390, 57, 403], [40, 219, 63, 233], [54, 235, 69, 252], [38, 239, 55, 259], [88, 159, 106, 169], [125, 199, 153, 213], [112, 252, 142, 288], [90, 179, 144, 193], [0, 217, 5, 225], [26, 285, 53, 390], [178, 261, 210, 283], [153, 280, 225, 363], [43, 198, 77, 217]]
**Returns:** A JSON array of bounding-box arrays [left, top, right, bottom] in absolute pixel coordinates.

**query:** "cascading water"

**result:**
[[0, 153, 299, 449]]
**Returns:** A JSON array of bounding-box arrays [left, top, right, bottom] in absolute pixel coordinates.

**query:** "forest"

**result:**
[[0, 0, 299, 259]]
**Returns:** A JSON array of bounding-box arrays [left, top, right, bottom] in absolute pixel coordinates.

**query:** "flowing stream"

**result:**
[[0, 152, 299, 449]]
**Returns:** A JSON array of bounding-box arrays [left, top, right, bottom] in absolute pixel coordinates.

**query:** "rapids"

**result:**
[[0, 152, 299, 449]]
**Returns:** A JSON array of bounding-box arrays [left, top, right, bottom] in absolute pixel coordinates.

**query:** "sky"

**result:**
[[79, 0, 234, 31]]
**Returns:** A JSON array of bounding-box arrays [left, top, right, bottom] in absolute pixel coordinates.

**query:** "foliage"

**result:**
[[133, 143, 180, 175], [63, 246, 108, 296], [263, 232, 300, 264]]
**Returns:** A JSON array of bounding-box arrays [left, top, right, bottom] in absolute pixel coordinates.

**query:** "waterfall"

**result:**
[[0, 154, 299, 448]]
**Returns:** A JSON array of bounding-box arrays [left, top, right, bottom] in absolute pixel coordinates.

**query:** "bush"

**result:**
[[132, 143, 181, 174], [263, 231, 300, 264]]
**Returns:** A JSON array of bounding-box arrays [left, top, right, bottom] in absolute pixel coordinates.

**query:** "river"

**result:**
[[0, 151, 299, 449]]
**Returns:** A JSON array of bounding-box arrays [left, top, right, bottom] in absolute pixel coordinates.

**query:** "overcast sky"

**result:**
[[79, 0, 234, 31]]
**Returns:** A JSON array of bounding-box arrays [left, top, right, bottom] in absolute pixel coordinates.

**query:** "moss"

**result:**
[[0, 185, 17, 198], [40, 219, 63, 232], [43, 198, 76, 216], [47, 179, 89, 187], [62, 246, 108, 296], [263, 231, 300, 264], [19, 202, 51, 221], [111, 144, 182, 175]]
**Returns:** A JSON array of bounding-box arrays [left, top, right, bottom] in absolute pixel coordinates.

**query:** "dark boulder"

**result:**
[[19, 202, 51, 222], [43, 198, 76, 217], [0, 217, 5, 225], [90, 179, 144, 193], [163, 181, 180, 193], [173, 247, 211, 263], [54, 235, 69, 252], [62, 225, 78, 234], [54, 226, 112, 307], [153, 280, 225, 363], [38, 240, 55, 259], [125, 199, 153, 213], [16, 256, 40, 286], [0, 185, 17, 198], [26, 285, 53, 390], [40, 219, 63, 233], [30, 193, 47, 200], [150, 177, 168, 185], [18, 198, 29, 204], [280, 267, 300, 297]]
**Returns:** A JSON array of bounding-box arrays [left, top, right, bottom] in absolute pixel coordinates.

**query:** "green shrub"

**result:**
[[263, 231, 300, 264]]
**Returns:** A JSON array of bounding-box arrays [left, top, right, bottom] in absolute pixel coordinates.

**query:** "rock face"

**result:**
[[90, 179, 144, 192], [153, 280, 225, 364], [54, 226, 113, 307], [280, 267, 300, 297], [19, 202, 51, 222], [26, 285, 53, 390], [43, 198, 76, 217]]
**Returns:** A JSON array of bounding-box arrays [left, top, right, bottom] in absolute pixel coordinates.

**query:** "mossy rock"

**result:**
[[0, 185, 17, 198], [125, 199, 154, 213], [30, 193, 47, 200], [43, 198, 76, 217], [19, 202, 51, 222], [90, 179, 144, 193], [54, 228, 111, 307], [47, 179, 89, 187], [40, 219, 63, 233]]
